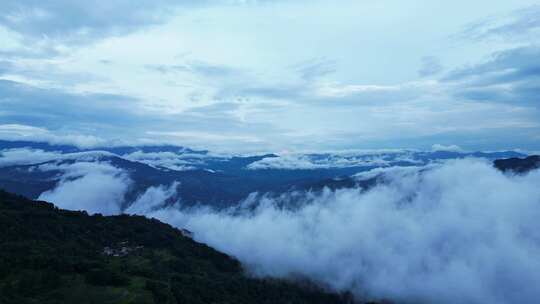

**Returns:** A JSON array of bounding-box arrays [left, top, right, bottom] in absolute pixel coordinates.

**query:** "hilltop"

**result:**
[[0, 190, 353, 304]]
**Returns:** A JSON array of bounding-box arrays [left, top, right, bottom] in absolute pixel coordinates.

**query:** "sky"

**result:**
[[0, 0, 539, 152]]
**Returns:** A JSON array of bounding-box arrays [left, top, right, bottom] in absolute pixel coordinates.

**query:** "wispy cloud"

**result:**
[[418, 56, 444, 77], [460, 5, 540, 41], [147, 61, 240, 78], [291, 57, 337, 81]]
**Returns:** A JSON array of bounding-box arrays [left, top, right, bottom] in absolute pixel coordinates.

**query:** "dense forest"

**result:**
[[0, 190, 356, 304]]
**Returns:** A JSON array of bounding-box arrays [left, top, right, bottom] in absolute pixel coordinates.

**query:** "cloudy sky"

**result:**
[[0, 0, 539, 152]]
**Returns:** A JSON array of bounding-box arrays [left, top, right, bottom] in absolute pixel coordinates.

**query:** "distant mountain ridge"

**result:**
[[0, 140, 531, 211], [494, 155, 540, 173], [0, 140, 526, 171]]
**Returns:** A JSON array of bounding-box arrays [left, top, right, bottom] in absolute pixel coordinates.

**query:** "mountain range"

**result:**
[[0, 140, 527, 212]]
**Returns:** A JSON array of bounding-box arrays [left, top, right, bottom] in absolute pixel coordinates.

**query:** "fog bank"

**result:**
[[147, 159, 540, 304]]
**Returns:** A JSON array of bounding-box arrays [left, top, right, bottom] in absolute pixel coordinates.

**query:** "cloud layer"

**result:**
[[142, 159, 540, 304], [38, 161, 132, 215]]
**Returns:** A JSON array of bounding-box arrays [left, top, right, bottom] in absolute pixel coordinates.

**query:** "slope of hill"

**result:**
[[494, 155, 540, 173], [0, 190, 353, 304]]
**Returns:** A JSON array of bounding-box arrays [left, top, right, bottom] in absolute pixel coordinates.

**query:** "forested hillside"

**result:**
[[0, 190, 354, 304]]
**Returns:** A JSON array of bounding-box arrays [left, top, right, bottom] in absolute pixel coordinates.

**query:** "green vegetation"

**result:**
[[0, 190, 353, 304]]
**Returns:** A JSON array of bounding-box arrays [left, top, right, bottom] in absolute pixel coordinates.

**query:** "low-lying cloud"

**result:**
[[143, 159, 540, 304], [38, 161, 132, 215], [123, 151, 201, 171], [126, 182, 180, 215], [246, 151, 422, 170]]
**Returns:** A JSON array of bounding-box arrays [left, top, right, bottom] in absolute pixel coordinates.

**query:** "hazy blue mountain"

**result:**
[[0, 140, 529, 211]]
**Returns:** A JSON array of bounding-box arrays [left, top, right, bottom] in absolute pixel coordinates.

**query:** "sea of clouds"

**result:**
[[146, 159, 540, 304], [6, 154, 540, 304]]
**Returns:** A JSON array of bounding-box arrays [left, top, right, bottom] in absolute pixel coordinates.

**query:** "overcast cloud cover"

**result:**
[[0, 0, 539, 152]]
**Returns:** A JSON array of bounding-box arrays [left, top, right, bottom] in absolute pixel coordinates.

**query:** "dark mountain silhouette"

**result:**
[[494, 155, 540, 173], [0, 190, 356, 304]]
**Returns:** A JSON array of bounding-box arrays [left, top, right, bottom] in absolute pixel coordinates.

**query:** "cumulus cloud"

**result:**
[[38, 161, 132, 215], [142, 159, 540, 304], [431, 144, 464, 152]]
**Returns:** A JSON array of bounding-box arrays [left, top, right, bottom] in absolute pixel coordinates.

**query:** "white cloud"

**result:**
[[126, 182, 180, 215], [314, 83, 403, 98], [352, 164, 428, 181], [0, 148, 62, 166], [38, 161, 132, 215], [123, 151, 201, 171], [431, 144, 464, 152], [247, 151, 423, 170], [0, 124, 106, 148], [145, 159, 540, 304]]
